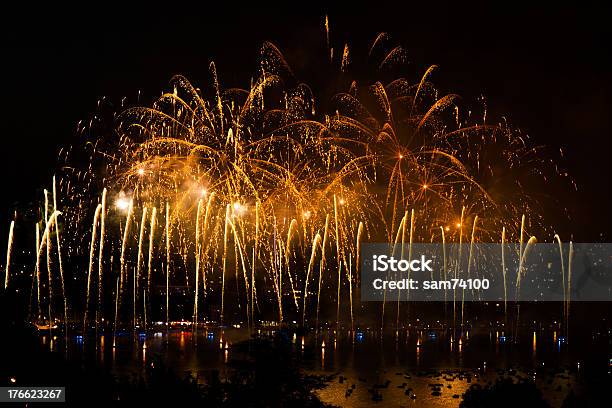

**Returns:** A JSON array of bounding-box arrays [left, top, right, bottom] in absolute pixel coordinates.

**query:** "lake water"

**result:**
[[35, 322, 609, 407]]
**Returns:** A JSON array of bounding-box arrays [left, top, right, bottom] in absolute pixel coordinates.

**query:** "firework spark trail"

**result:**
[[394, 211, 408, 332], [316, 214, 330, 330], [4, 220, 14, 289], [440, 226, 447, 312], [272, 226, 283, 323], [135, 207, 148, 329], [566, 242, 574, 342], [513, 215, 529, 338], [519, 214, 526, 267], [550, 237, 573, 341], [553, 234, 566, 326], [33, 211, 61, 327], [46, 212, 53, 330], [348, 252, 353, 331], [146, 206, 157, 330], [285, 218, 300, 310], [44, 190, 49, 227], [52, 176, 68, 332], [251, 200, 259, 327], [221, 204, 230, 326], [303, 233, 322, 325], [514, 233, 539, 337], [516, 236, 538, 300], [165, 203, 170, 328], [97, 188, 107, 332], [334, 196, 342, 329], [454, 207, 465, 330], [226, 214, 251, 328], [502, 227, 507, 318], [113, 277, 119, 347], [84, 203, 102, 332], [193, 199, 203, 329], [35, 223, 41, 319], [406, 210, 414, 310], [118, 200, 134, 326], [325, 15, 331, 61], [341, 44, 350, 72], [355, 222, 364, 287], [201, 193, 215, 292], [462, 215, 478, 327]]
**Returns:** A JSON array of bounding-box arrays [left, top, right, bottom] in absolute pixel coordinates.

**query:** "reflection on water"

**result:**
[[37, 326, 604, 407]]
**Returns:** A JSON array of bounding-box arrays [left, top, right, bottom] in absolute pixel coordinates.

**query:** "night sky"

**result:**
[[1, 3, 611, 240]]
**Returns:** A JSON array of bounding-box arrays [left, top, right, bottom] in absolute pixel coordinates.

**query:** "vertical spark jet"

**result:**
[[355, 222, 364, 287], [502, 227, 507, 320], [251, 201, 259, 329], [199, 193, 215, 320], [165, 203, 171, 329], [118, 200, 134, 327], [303, 233, 322, 326], [193, 199, 203, 331], [334, 196, 342, 329], [146, 207, 157, 330], [45, 204, 53, 333], [52, 176, 67, 332], [566, 241, 574, 343], [97, 188, 107, 332], [454, 207, 465, 332], [84, 204, 102, 333], [553, 234, 566, 331], [515, 235, 537, 337], [35, 223, 41, 319], [4, 220, 14, 289], [354, 221, 364, 329], [285, 218, 300, 311], [440, 226, 447, 317], [316, 214, 330, 331], [113, 277, 120, 348], [221, 204, 230, 326], [35, 212, 60, 339], [462, 215, 478, 327], [135, 208, 148, 330], [395, 211, 408, 333]]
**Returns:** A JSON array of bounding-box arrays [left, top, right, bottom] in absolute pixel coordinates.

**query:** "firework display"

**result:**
[[3, 9, 612, 407], [1, 35, 569, 338]]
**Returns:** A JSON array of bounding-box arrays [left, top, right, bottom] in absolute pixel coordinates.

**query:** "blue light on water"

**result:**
[[356, 331, 364, 342]]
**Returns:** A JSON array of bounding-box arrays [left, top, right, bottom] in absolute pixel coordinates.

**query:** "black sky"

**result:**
[[1, 3, 611, 239]]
